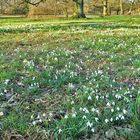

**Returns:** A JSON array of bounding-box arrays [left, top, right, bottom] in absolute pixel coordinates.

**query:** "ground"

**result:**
[[0, 16, 140, 140]]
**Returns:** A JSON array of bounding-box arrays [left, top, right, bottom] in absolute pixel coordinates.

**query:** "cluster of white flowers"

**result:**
[[1, 24, 140, 137], [61, 79, 138, 133]]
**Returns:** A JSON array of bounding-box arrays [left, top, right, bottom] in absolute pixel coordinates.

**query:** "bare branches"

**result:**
[[23, 0, 44, 6]]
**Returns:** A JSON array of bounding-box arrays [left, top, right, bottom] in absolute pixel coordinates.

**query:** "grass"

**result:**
[[0, 15, 140, 140]]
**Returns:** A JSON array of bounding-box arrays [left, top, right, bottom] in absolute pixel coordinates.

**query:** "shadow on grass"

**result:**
[[0, 22, 139, 34]]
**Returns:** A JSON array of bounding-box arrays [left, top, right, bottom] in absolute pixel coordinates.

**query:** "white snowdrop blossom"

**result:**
[[116, 107, 120, 111], [105, 119, 109, 123], [111, 108, 114, 112], [72, 113, 76, 118], [86, 121, 93, 128], [112, 102, 115, 106], [106, 102, 111, 107], [123, 109, 127, 114], [58, 129, 62, 133], [116, 117, 119, 120], [110, 118, 113, 122], [95, 117, 99, 122], [82, 115, 87, 119], [91, 107, 96, 112], [0, 112, 4, 116], [42, 113, 46, 117], [91, 128, 95, 133], [64, 115, 68, 119], [88, 95, 92, 101], [39, 119, 42, 123], [96, 95, 99, 100], [32, 121, 36, 125], [71, 101, 74, 105]]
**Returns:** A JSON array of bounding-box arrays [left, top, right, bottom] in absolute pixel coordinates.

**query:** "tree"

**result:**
[[24, 0, 86, 18], [107, 0, 111, 15], [103, 0, 107, 16], [73, 0, 86, 18], [128, 0, 134, 14], [120, 0, 123, 15], [57, 0, 69, 18], [0, 0, 3, 14]]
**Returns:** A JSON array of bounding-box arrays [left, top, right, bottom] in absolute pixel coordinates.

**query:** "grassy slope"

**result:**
[[0, 16, 140, 140]]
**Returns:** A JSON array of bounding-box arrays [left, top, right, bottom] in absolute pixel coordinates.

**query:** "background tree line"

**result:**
[[0, 0, 140, 17]]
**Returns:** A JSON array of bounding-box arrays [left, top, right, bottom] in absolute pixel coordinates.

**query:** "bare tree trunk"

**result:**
[[103, 0, 107, 16], [28, 5, 35, 16], [65, 7, 68, 18], [73, 0, 86, 18], [120, 0, 123, 15], [128, 2, 134, 15], [107, 0, 111, 16], [0, 0, 3, 14], [54, 0, 58, 16]]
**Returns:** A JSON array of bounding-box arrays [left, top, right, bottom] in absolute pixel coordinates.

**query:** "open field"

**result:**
[[0, 16, 140, 140]]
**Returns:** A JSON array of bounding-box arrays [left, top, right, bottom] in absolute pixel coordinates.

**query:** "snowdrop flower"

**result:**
[[106, 102, 111, 107], [82, 115, 87, 119], [106, 95, 109, 98], [95, 117, 99, 122], [96, 109, 100, 115], [58, 129, 62, 133], [119, 114, 122, 118], [110, 118, 113, 122], [54, 57, 58, 61], [101, 96, 104, 99], [39, 119, 42, 123], [130, 95, 133, 98], [83, 107, 87, 111], [98, 70, 103, 74], [85, 109, 89, 114], [71, 101, 74, 105], [37, 115, 40, 119], [72, 113, 76, 118], [86, 121, 93, 128], [4, 89, 7, 93], [79, 107, 83, 111], [42, 113, 46, 117], [111, 108, 114, 112], [121, 115, 125, 120], [0, 93, 3, 95], [64, 115, 68, 119], [115, 94, 121, 99], [113, 79, 115, 82], [116, 107, 120, 111], [69, 83, 74, 89], [88, 95, 92, 101], [32, 121, 36, 125], [91, 128, 95, 133], [105, 119, 109, 123], [96, 95, 99, 100], [123, 109, 127, 114], [112, 102, 115, 106], [116, 117, 119, 120], [91, 107, 96, 112], [5, 79, 9, 85], [83, 107, 89, 113], [131, 86, 134, 90], [32, 77, 35, 80], [31, 115, 34, 119], [0, 112, 4, 116], [49, 113, 53, 117]]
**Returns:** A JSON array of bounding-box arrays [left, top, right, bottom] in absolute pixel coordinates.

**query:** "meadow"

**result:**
[[0, 16, 140, 140]]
